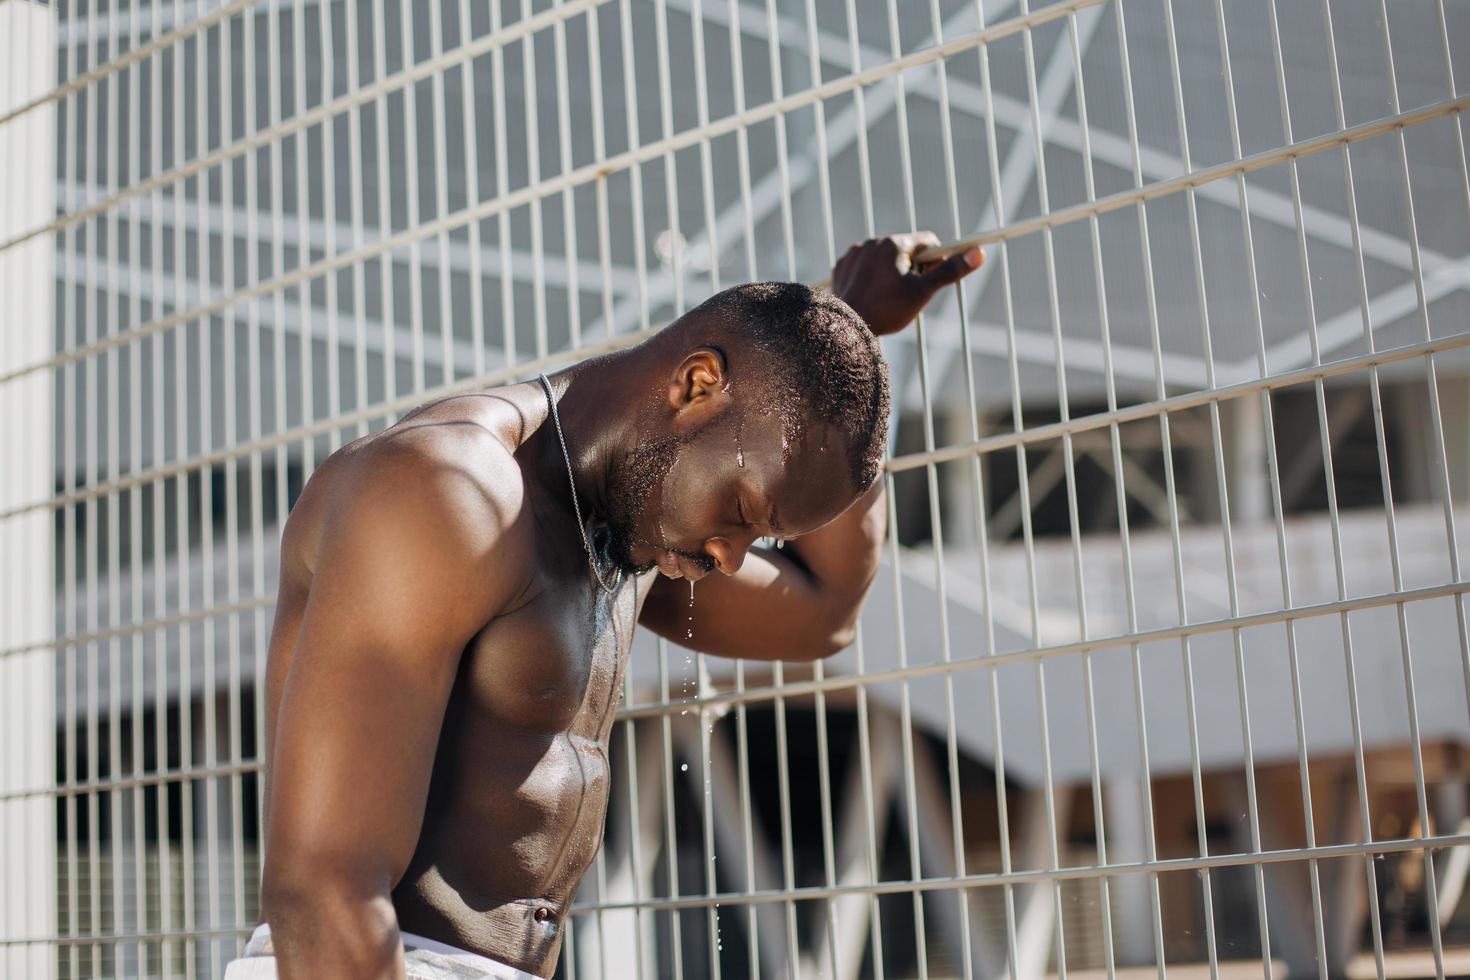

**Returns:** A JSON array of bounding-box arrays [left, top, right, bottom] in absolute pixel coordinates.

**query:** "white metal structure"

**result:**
[[2, 0, 1470, 977]]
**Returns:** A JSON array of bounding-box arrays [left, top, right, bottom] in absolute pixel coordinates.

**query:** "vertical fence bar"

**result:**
[[219, 6, 247, 958], [270, 0, 289, 556], [318, 0, 341, 450], [428, 0, 453, 390], [1089, 4, 1173, 975], [764, 3, 808, 971], [1371, 2, 1449, 972], [880, 6, 941, 977], [1416, 1, 1470, 754], [372, 0, 399, 420], [840, 1, 888, 972], [798, 3, 851, 974], [621, 672, 651, 979], [1262, 0, 1391, 960], [488, 0, 515, 373], [459, 1, 487, 379], [1109, 2, 1219, 973], [244, 0, 270, 922], [173, 4, 197, 974], [965, 0, 1024, 971], [119, 5, 143, 965], [346, 0, 370, 442], [1064, 11, 1134, 980], [552, 0, 583, 352], [83, 4, 104, 971], [405, 0, 426, 394], [659, 634, 686, 980], [103, 0, 126, 967], [721, 3, 770, 972], [149, 2, 177, 970], [1157, 0, 1277, 972], [520, 0, 549, 362], [923, 2, 985, 974], [63, 7, 82, 949], [1206, 3, 1332, 975]]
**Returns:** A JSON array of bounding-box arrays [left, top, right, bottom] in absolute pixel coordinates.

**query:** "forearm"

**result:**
[[263, 875, 405, 980], [640, 480, 886, 660], [780, 477, 887, 654]]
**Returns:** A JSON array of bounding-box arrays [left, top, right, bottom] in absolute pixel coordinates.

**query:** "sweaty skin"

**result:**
[[257, 235, 982, 979], [262, 391, 645, 976]]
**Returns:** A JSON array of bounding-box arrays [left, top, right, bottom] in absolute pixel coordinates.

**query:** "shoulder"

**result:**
[[316, 420, 537, 620]]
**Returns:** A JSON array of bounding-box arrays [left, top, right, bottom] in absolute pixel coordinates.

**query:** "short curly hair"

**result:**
[[685, 281, 890, 493]]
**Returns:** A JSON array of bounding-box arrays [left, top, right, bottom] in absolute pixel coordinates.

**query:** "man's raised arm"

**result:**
[[638, 234, 982, 660], [260, 432, 527, 979]]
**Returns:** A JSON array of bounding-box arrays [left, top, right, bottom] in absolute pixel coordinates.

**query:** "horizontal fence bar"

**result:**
[[0, 325, 1462, 663], [614, 578, 1470, 719], [0, 593, 274, 662], [1, 83, 1460, 408], [5, 831, 1466, 948], [929, 91, 1469, 258], [7, 576, 1467, 803], [0, 322, 661, 528], [0, 0, 1106, 384], [885, 331, 1470, 472], [0, 923, 257, 950], [0, 757, 263, 806], [568, 832, 1470, 916], [2, 321, 1465, 545], [0, 330, 1464, 671], [0, 0, 258, 130], [0, 0, 611, 254]]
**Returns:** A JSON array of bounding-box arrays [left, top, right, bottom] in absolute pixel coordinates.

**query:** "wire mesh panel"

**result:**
[[2, 0, 1469, 977]]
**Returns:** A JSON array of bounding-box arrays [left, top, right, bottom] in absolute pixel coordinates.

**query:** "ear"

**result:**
[[665, 347, 732, 434]]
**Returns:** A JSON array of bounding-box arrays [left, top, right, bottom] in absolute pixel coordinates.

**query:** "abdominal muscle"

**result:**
[[389, 722, 615, 975]]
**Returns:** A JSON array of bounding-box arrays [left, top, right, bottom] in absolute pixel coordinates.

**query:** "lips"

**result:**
[[655, 549, 710, 582]]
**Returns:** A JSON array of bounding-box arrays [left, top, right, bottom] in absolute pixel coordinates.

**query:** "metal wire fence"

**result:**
[[2, 0, 1470, 976]]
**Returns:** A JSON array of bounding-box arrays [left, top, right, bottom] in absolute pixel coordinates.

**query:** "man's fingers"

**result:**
[[888, 231, 941, 255], [919, 246, 984, 288]]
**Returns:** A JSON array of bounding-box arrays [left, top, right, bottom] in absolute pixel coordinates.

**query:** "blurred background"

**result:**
[[3, 0, 1470, 976]]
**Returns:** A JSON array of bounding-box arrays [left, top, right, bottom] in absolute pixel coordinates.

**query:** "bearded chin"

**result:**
[[602, 511, 657, 576], [602, 434, 682, 576]]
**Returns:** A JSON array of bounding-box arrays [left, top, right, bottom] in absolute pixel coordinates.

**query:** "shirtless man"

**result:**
[[234, 234, 983, 979]]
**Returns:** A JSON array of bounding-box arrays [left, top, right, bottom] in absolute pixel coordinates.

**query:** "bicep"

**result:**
[[264, 451, 519, 895], [266, 608, 456, 892]]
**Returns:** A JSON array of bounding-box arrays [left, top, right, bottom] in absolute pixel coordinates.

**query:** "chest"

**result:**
[[458, 566, 645, 738]]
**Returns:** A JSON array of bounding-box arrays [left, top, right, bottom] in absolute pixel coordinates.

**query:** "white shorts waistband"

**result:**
[[245, 921, 546, 980]]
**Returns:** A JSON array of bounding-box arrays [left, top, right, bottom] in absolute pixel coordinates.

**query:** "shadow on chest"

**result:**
[[460, 574, 637, 733]]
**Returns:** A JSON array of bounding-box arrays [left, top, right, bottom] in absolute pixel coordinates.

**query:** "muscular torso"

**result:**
[[264, 391, 651, 977]]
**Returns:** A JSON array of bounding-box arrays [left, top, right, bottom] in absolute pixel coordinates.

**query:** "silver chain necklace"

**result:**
[[537, 373, 623, 594]]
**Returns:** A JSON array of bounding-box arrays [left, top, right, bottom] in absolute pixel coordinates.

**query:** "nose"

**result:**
[[704, 537, 749, 576]]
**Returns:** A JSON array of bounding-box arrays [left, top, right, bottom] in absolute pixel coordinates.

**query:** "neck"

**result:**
[[534, 348, 661, 523]]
